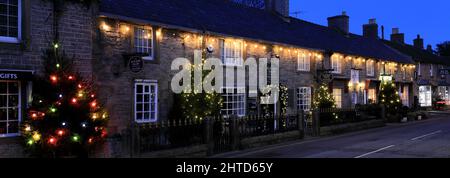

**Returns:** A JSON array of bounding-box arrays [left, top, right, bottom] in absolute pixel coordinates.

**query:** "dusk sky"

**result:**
[[290, 0, 450, 49]]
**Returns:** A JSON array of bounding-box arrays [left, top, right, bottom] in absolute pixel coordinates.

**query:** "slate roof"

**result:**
[[383, 40, 450, 66], [99, 0, 414, 64]]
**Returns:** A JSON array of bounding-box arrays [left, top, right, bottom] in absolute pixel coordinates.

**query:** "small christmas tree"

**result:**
[[21, 47, 108, 158], [378, 79, 402, 119], [177, 64, 222, 121], [313, 85, 336, 109], [313, 84, 339, 125]]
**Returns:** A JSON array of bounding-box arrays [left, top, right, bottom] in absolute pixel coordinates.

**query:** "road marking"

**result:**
[[410, 130, 442, 141], [354, 145, 395, 158]]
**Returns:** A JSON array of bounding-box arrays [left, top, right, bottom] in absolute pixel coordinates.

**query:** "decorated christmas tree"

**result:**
[[21, 47, 108, 158], [313, 85, 336, 109], [313, 84, 338, 125], [378, 79, 402, 116], [176, 64, 222, 121]]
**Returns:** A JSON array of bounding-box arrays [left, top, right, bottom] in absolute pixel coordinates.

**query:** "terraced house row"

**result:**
[[0, 0, 449, 157]]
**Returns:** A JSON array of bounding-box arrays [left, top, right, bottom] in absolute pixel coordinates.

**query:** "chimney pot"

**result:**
[[369, 18, 376, 24], [392, 28, 400, 34]]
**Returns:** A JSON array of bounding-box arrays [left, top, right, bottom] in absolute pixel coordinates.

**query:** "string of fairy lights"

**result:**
[[23, 45, 108, 148]]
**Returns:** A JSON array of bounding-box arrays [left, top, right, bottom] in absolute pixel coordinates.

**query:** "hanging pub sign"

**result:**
[[317, 69, 334, 84], [0, 70, 34, 81], [128, 56, 144, 73]]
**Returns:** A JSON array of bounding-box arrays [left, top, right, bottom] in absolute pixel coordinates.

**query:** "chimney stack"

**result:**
[[264, 0, 290, 17], [390, 28, 405, 44], [413, 35, 424, 49], [363, 18, 379, 38], [328, 11, 350, 34], [427, 45, 433, 53]]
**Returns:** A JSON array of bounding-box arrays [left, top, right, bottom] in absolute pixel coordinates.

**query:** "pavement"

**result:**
[[213, 112, 450, 158]]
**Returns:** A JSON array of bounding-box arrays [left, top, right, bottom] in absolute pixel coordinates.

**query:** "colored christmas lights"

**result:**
[[21, 46, 109, 158]]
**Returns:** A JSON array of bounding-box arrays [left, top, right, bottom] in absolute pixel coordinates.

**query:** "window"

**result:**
[[351, 69, 360, 84], [438, 86, 450, 104], [419, 86, 432, 107], [430, 64, 434, 77], [134, 27, 153, 60], [333, 89, 342, 108], [366, 60, 374, 76], [368, 89, 376, 104], [297, 53, 310, 71], [0, 81, 20, 137], [134, 80, 158, 123], [331, 55, 341, 74], [351, 92, 358, 105], [221, 88, 245, 116], [297, 87, 311, 111], [402, 67, 406, 80], [380, 62, 385, 75], [220, 39, 243, 66], [418, 63, 421, 76], [401, 85, 409, 106], [0, 0, 21, 43]]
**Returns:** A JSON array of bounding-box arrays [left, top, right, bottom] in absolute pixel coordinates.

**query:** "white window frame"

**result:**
[[331, 55, 341, 74], [366, 60, 374, 76], [297, 87, 311, 111], [418, 62, 421, 76], [0, 0, 22, 43], [0, 80, 21, 137], [438, 86, 450, 104], [134, 26, 154, 60], [221, 87, 246, 117], [333, 88, 342, 108], [297, 53, 310, 71], [134, 80, 158, 123], [351, 69, 360, 84], [351, 92, 358, 105], [430, 64, 434, 77], [402, 67, 407, 80], [419, 86, 432, 107], [220, 39, 243, 66]]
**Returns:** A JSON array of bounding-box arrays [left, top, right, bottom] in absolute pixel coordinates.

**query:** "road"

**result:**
[[216, 112, 450, 158]]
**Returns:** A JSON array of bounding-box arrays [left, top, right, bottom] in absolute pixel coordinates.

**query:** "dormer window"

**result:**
[[0, 0, 21, 43]]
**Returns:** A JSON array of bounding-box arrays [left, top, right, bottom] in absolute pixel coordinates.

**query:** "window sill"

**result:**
[[0, 37, 20, 44], [222, 64, 244, 68], [297, 69, 311, 72], [0, 133, 20, 139], [135, 120, 158, 124]]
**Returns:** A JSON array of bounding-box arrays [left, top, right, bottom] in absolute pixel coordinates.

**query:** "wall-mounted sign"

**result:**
[[129, 56, 144, 73], [379, 74, 393, 82], [439, 69, 450, 75], [0, 70, 33, 80]]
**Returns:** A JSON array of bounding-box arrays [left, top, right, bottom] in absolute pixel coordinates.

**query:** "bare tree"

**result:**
[[230, 0, 265, 9]]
